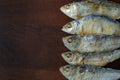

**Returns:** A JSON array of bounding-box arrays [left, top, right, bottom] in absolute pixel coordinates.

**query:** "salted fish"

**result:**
[[62, 35, 120, 53], [62, 15, 120, 36], [62, 50, 120, 66], [60, 65, 120, 80], [60, 0, 120, 19]]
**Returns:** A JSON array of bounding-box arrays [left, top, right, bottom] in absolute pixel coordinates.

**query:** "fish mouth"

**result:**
[[59, 65, 71, 79], [59, 66, 67, 78], [60, 6, 66, 14], [62, 37, 68, 47], [60, 6, 63, 12], [61, 25, 73, 34], [62, 36, 75, 51], [61, 53, 65, 59], [60, 5, 71, 18], [60, 6, 66, 15], [61, 53, 69, 62], [61, 52, 73, 64], [62, 37, 66, 44], [59, 66, 63, 73], [61, 26, 66, 32]]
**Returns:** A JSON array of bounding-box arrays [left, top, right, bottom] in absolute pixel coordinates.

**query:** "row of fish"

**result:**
[[60, 0, 120, 80]]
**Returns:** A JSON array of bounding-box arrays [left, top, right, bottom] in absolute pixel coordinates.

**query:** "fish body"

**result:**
[[62, 50, 120, 66], [60, 65, 120, 80], [60, 0, 120, 19], [62, 35, 120, 53], [62, 15, 120, 36]]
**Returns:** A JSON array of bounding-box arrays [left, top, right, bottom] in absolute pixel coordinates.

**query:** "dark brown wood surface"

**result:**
[[0, 0, 120, 80]]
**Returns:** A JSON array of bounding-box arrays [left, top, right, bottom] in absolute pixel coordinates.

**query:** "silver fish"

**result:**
[[62, 15, 120, 35], [62, 35, 120, 53], [60, 0, 120, 19], [60, 65, 120, 80], [62, 50, 120, 66]]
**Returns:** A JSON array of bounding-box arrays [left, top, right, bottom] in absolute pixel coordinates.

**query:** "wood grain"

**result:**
[[0, 0, 119, 80]]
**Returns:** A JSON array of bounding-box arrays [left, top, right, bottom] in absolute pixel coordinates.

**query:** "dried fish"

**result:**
[[62, 15, 120, 35], [60, 65, 120, 80], [62, 35, 120, 53], [60, 0, 120, 19], [61, 50, 120, 66]]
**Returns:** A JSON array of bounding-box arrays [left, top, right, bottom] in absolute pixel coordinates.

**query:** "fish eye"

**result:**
[[65, 4, 71, 9], [67, 23, 72, 28], [67, 37, 73, 43], [64, 66, 71, 72], [65, 23, 72, 29], [66, 53, 72, 58]]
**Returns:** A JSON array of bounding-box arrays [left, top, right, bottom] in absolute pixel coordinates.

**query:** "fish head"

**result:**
[[62, 21, 78, 34], [62, 35, 80, 51], [59, 65, 75, 79], [62, 52, 83, 65], [61, 52, 74, 64], [60, 2, 78, 19]]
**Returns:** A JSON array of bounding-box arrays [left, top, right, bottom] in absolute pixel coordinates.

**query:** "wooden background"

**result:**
[[0, 0, 120, 80]]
